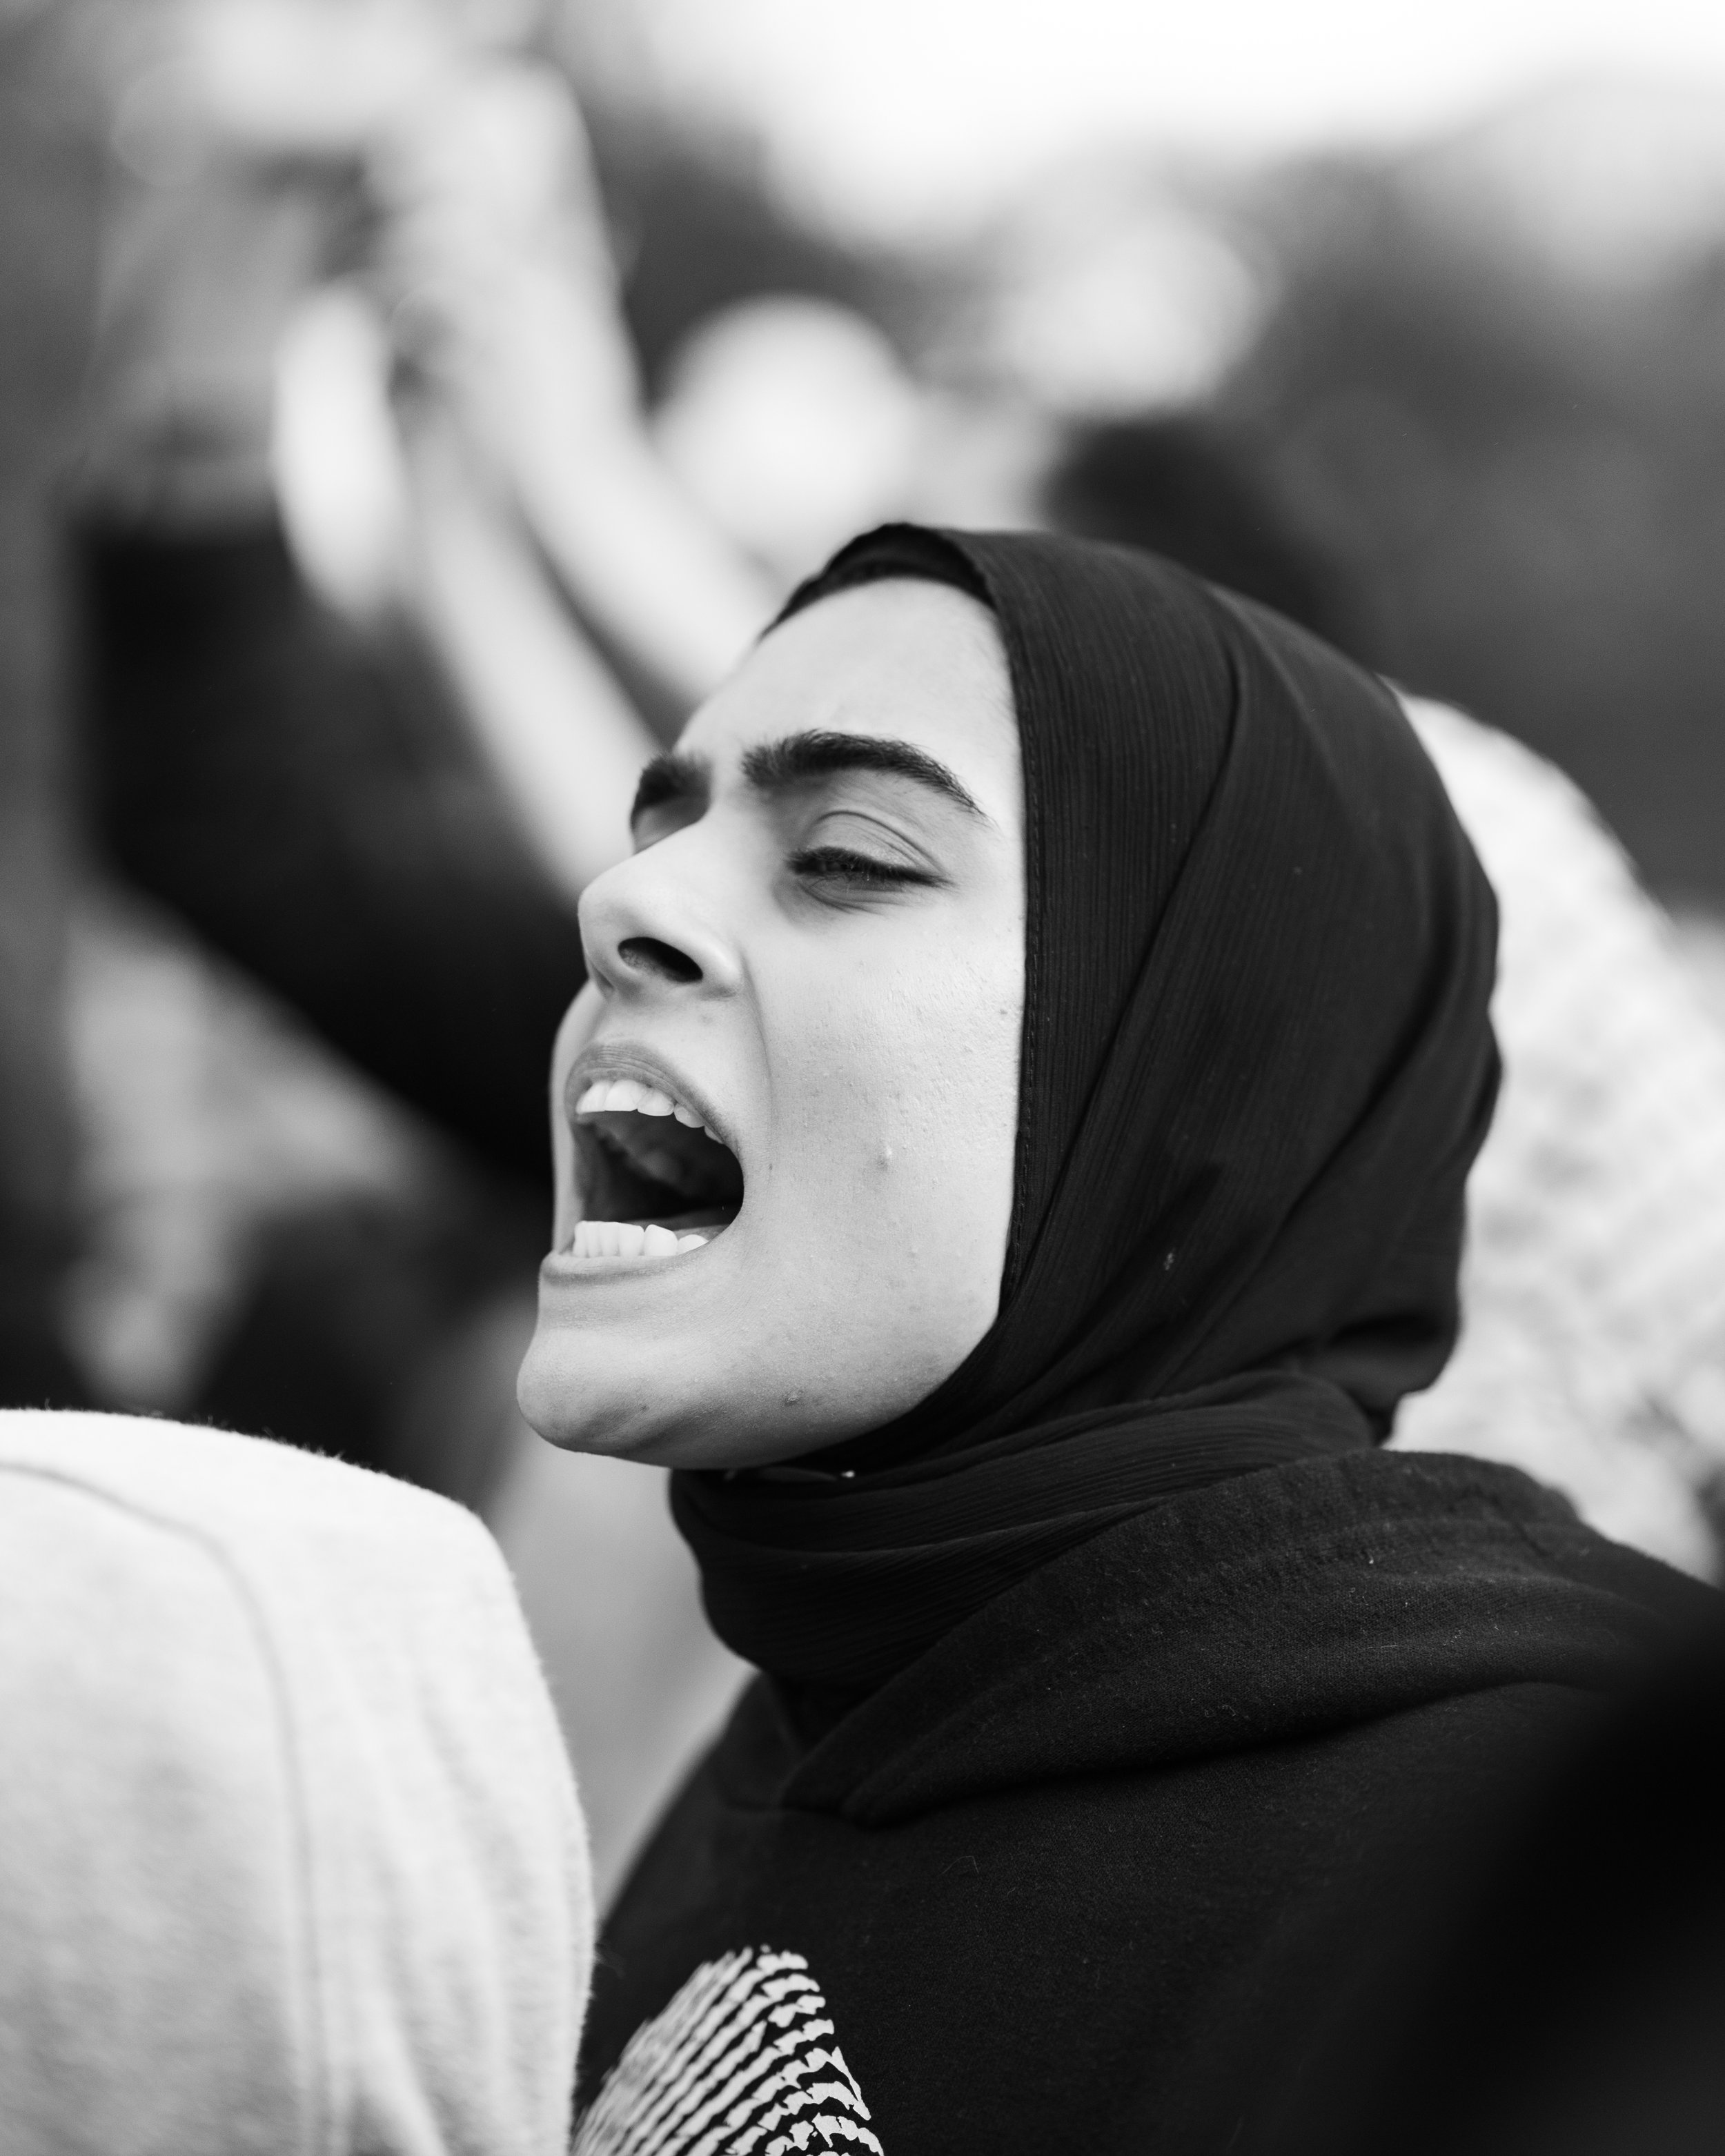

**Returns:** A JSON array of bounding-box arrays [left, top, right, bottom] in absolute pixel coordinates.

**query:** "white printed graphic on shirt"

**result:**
[[573, 1946, 884, 2155]]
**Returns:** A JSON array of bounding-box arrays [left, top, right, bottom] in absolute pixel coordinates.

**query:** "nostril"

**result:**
[[618, 936, 702, 985]]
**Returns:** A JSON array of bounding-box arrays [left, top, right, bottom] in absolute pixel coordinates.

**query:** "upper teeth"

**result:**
[[575, 1076, 722, 1140]]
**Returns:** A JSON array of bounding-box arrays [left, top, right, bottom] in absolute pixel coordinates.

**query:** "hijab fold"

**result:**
[[674, 526, 1499, 1693]]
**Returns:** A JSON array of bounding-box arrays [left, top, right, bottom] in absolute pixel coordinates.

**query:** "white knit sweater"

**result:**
[[0, 1410, 591, 2156]]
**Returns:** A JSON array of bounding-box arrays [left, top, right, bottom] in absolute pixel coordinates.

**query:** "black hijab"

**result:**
[[673, 526, 1499, 1694]]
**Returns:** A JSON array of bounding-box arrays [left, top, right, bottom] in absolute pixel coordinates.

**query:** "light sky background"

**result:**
[[624, 0, 1725, 239]]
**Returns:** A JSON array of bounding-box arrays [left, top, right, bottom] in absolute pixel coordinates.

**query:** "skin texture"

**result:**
[[517, 580, 1025, 1469]]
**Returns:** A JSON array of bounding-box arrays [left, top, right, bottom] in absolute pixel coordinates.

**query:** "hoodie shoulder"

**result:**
[[780, 1450, 1716, 1825]]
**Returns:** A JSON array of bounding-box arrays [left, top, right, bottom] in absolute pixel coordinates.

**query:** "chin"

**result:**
[[515, 1283, 987, 1472], [516, 1323, 828, 1470], [515, 1320, 678, 1461]]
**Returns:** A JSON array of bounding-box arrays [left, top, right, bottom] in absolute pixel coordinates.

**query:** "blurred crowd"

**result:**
[[7, 0, 1725, 1895]]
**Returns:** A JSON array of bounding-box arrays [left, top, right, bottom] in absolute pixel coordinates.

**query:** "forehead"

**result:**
[[683, 580, 1020, 814]]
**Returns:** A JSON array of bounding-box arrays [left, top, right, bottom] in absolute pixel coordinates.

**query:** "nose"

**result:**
[[578, 836, 744, 1002]]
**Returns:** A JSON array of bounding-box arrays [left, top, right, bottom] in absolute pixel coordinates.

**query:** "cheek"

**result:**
[[765, 935, 1023, 1295]]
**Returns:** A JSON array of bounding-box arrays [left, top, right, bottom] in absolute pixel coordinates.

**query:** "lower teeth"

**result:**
[[569, 1220, 710, 1261]]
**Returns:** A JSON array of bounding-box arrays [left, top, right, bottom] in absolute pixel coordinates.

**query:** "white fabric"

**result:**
[[0, 1410, 591, 2156], [1397, 699, 1725, 1577]]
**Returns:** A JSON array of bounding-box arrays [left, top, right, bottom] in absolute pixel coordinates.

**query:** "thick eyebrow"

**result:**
[[629, 729, 987, 835], [740, 730, 985, 818]]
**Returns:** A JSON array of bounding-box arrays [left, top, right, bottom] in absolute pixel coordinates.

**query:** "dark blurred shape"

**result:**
[[1041, 101, 1725, 913], [0, 11, 97, 1406], [75, 518, 584, 1188], [71, 511, 586, 1501], [1043, 412, 1367, 655], [194, 1187, 542, 1514], [1281, 1625, 1725, 2156], [1221, 104, 1725, 906]]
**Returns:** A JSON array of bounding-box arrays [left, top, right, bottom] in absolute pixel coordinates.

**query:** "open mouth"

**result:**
[[565, 1075, 745, 1262]]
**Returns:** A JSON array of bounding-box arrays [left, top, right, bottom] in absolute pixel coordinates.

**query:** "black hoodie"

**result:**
[[576, 1451, 1709, 2155]]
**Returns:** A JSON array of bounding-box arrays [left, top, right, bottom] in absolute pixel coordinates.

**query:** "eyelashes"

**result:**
[[787, 845, 944, 894]]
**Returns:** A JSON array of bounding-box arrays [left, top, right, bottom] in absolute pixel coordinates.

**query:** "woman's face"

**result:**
[[517, 580, 1025, 1470]]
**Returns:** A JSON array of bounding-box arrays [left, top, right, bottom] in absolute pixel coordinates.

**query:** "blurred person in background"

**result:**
[[79, 0, 773, 1177], [0, 1405, 590, 2155], [70, 0, 769, 1894]]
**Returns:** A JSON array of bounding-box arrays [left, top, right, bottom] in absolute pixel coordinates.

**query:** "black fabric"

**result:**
[[1276, 1612, 1725, 2156], [674, 525, 1499, 1692], [583, 1451, 1718, 2155], [74, 517, 586, 1185]]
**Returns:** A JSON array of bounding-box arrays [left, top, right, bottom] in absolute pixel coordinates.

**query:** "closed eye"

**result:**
[[788, 845, 947, 894]]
